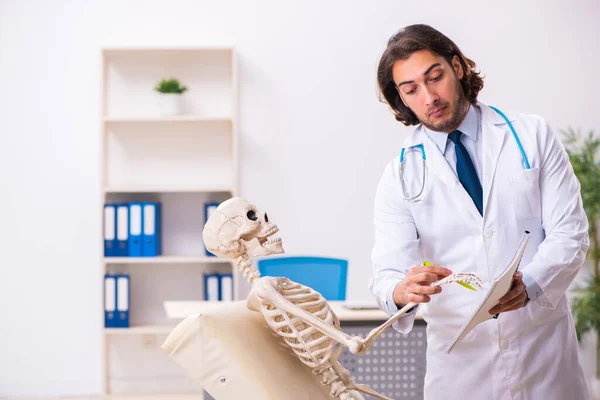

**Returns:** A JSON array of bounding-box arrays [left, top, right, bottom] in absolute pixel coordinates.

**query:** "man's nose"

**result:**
[[424, 87, 439, 106]]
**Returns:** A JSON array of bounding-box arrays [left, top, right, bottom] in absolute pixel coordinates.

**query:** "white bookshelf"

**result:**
[[100, 46, 238, 398]]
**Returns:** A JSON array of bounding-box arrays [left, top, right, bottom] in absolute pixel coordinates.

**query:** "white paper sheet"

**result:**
[[445, 230, 531, 354]]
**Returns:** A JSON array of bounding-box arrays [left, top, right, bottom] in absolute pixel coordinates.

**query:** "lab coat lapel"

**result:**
[[480, 103, 510, 215], [411, 129, 458, 189], [409, 129, 482, 221]]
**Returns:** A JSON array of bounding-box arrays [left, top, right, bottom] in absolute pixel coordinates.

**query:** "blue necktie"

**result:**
[[448, 130, 483, 215]]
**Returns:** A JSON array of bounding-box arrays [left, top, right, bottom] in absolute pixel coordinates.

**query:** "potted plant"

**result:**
[[563, 128, 600, 397], [154, 78, 188, 116]]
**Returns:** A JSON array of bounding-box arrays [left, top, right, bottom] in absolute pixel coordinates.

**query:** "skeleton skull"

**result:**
[[202, 197, 284, 259]]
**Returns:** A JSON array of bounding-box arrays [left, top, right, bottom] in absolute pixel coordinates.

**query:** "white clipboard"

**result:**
[[445, 230, 531, 354]]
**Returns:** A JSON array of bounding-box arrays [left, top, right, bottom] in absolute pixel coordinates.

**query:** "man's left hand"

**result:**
[[489, 271, 528, 315]]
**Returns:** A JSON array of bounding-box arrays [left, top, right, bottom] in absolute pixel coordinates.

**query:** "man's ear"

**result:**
[[451, 55, 464, 80]]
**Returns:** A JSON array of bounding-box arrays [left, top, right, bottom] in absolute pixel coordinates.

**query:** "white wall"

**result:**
[[0, 0, 599, 397]]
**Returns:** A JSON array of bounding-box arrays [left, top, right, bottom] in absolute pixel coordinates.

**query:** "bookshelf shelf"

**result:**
[[104, 256, 229, 265], [104, 116, 232, 123], [104, 185, 234, 194], [104, 324, 177, 336], [105, 393, 205, 400]]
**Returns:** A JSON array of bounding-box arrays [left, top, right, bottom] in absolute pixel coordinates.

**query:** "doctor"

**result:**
[[369, 24, 590, 399]]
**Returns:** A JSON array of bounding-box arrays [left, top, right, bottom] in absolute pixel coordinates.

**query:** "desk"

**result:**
[[163, 300, 423, 321], [164, 301, 427, 400]]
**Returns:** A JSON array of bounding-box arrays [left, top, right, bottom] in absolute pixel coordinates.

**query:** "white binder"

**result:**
[[205, 274, 220, 301], [116, 275, 130, 328], [104, 275, 118, 327], [116, 204, 129, 256], [220, 274, 234, 302]]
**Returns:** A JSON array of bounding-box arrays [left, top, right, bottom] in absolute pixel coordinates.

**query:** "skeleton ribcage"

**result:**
[[258, 278, 342, 369]]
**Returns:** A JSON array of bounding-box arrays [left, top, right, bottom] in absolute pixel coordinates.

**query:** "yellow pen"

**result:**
[[422, 260, 476, 291]]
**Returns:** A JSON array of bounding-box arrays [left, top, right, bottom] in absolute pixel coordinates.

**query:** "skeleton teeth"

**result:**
[[264, 237, 281, 245]]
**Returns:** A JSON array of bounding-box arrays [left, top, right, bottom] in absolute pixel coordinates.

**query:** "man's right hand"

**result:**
[[393, 265, 453, 308]]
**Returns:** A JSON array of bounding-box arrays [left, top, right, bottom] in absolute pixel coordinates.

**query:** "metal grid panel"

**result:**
[[205, 321, 428, 400], [338, 321, 427, 400]]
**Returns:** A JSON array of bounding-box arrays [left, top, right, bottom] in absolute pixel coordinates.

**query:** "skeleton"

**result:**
[[202, 197, 484, 400]]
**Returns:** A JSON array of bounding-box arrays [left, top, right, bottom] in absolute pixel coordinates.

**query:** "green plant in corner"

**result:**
[[154, 78, 188, 94], [562, 127, 600, 380]]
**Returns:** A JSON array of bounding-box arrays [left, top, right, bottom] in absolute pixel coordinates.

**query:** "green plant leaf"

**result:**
[[561, 127, 600, 275], [154, 77, 188, 94], [550, 128, 600, 342], [571, 275, 600, 342]]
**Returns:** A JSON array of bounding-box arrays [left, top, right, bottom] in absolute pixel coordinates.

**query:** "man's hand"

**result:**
[[393, 265, 453, 308], [489, 271, 528, 315]]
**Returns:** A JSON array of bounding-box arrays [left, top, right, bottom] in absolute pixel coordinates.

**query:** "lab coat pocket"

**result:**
[[509, 167, 541, 219], [526, 298, 568, 327], [426, 290, 479, 341]]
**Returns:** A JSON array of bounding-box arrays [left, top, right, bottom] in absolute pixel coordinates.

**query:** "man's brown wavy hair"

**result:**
[[377, 24, 484, 126]]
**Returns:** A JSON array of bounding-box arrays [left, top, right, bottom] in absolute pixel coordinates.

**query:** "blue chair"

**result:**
[[257, 256, 348, 301]]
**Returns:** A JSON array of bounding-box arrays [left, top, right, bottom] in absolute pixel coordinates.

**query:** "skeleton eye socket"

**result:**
[[265, 213, 269, 222], [247, 210, 258, 221]]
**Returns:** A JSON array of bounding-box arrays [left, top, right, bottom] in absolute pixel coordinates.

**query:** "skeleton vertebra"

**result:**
[[203, 197, 483, 400]]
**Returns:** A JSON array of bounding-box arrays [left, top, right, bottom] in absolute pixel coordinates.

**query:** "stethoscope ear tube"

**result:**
[[488, 106, 531, 169]]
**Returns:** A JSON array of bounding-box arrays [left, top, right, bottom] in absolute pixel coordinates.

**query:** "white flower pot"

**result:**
[[158, 93, 184, 116]]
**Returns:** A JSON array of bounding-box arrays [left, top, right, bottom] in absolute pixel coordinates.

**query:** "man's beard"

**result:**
[[420, 82, 469, 133]]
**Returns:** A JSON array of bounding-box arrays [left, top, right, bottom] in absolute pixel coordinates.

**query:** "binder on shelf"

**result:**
[[142, 202, 161, 257], [116, 204, 129, 257], [116, 274, 130, 328], [104, 274, 130, 328], [204, 273, 221, 301], [204, 202, 220, 256], [104, 204, 117, 257], [104, 275, 117, 327], [220, 273, 234, 302], [128, 202, 143, 257]]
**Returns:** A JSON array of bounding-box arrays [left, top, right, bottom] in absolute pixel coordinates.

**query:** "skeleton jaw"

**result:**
[[242, 236, 284, 257]]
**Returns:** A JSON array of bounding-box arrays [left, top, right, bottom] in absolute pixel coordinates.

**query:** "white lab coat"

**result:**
[[369, 101, 590, 400]]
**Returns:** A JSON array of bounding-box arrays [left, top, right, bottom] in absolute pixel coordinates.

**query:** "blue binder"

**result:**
[[128, 202, 143, 257], [204, 202, 220, 256], [219, 273, 234, 301], [142, 202, 161, 257], [104, 274, 117, 327], [204, 273, 221, 301], [104, 204, 117, 257], [104, 274, 130, 328], [116, 274, 130, 328], [116, 204, 129, 257]]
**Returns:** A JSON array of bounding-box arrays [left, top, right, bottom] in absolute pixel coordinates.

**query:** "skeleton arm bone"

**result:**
[[255, 282, 365, 354], [354, 302, 417, 355]]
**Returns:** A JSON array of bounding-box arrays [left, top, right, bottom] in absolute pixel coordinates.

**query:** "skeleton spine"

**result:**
[[236, 254, 260, 285]]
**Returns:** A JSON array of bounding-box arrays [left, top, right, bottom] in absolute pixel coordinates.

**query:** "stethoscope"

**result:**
[[399, 106, 531, 202]]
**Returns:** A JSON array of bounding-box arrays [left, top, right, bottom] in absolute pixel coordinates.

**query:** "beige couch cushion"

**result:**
[[162, 300, 340, 400]]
